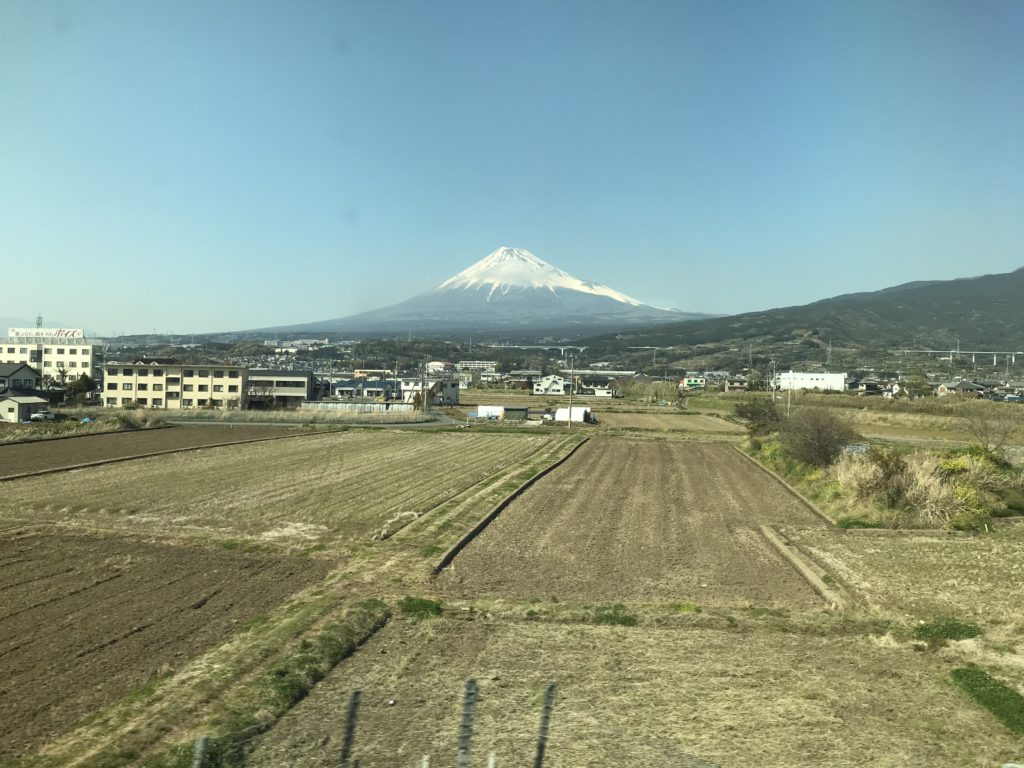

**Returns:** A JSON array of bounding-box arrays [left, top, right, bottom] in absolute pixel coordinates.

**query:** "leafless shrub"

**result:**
[[780, 407, 859, 467]]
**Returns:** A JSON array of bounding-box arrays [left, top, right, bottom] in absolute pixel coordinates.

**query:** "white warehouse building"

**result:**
[[774, 371, 847, 392]]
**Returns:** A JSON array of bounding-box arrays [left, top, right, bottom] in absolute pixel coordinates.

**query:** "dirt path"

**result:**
[[436, 439, 824, 607], [0, 425, 309, 479]]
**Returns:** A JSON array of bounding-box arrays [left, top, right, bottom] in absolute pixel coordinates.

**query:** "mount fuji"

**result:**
[[269, 247, 708, 336]]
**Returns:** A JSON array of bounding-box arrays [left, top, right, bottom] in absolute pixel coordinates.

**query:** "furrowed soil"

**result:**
[[437, 439, 823, 607], [248, 617, 1019, 768], [0, 424, 306, 479], [0, 530, 327, 760]]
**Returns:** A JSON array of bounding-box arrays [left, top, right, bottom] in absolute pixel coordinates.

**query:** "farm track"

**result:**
[[0, 531, 328, 761], [436, 439, 825, 607], [0, 425, 310, 480]]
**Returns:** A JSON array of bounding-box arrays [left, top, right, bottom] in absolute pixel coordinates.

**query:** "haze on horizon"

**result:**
[[2, 1, 1023, 336]]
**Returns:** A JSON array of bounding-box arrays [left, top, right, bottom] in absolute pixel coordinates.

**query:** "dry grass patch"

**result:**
[[248, 617, 1021, 768]]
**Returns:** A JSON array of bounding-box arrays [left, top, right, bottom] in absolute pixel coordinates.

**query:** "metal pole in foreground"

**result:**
[[533, 683, 556, 768], [457, 678, 479, 768], [339, 689, 361, 768], [190, 736, 208, 768]]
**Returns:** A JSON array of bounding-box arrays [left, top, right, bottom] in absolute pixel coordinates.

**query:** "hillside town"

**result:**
[[3, 325, 1023, 423]]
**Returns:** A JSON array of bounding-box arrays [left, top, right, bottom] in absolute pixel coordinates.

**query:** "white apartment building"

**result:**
[[3, 327, 101, 383], [774, 371, 847, 392], [456, 361, 498, 373], [103, 361, 247, 409]]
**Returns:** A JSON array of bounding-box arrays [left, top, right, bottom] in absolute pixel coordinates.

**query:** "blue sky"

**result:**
[[2, 1, 1022, 335]]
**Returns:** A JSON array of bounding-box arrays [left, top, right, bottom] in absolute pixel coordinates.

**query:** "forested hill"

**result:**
[[585, 267, 1024, 354]]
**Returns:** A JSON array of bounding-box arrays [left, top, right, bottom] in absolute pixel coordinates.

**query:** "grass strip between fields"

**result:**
[[950, 664, 1024, 735]]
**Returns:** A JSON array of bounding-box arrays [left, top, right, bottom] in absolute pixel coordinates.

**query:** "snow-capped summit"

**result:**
[[263, 246, 708, 336], [437, 246, 645, 306]]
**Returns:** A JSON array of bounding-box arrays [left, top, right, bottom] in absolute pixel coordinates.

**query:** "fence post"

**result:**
[[456, 678, 479, 768], [533, 683, 556, 768], [190, 735, 208, 768], [340, 689, 362, 768]]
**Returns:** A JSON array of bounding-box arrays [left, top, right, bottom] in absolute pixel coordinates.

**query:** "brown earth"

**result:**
[[596, 412, 744, 432], [436, 439, 824, 607], [0, 530, 327, 760], [0, 425, 307, 479], [248, 617, 1020, 768]]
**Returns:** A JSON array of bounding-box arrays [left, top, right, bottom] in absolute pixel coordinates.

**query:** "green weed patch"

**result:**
[[951, 664, 1024, 734]]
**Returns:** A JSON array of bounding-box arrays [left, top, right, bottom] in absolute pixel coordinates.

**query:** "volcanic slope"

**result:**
[[263, 246, 706, 335]]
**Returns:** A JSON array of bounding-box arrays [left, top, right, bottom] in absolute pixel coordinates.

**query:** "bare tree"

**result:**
[[963, 403, 1023, 458], [780, 406, 859, 467]]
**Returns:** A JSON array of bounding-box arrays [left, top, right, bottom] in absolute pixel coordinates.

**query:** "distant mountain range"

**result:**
[[585, 267, 1024, 355], [263, 247, 710, 336]]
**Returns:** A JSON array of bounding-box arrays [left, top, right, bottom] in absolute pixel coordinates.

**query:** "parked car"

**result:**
[[29, 411, 56, 421]]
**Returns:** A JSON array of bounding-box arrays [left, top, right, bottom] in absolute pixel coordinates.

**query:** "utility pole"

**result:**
[[567, 354, 574, 431]]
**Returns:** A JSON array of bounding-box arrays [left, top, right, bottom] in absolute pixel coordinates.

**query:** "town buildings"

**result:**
[[103, 361, 247, 410], [2, 327, 102, 384]]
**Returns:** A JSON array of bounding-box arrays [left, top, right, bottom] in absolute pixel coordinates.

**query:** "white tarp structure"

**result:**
[[475, 405, 505, 419], [554, 406, 592, 423]]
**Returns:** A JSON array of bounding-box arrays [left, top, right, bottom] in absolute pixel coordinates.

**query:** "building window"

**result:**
[[122, 369, 132, 376], [107, 383, 117, 390], [122, 383, 133, 391], [107, 368, 118, 376], [69, 349, 77, 355], [197, 399, 208, 406], [153, 369, 163, 376], [183, 384, 193, 392], [152, 398, 162, 406], [228, 370, 239, 378], [213, 370, 224, 378], [167, 377, 180, 385], [106, 397, 117, 406], [57, 348, 64, 354], [182, 398, 193, 406], [137, 383, 148, 391], [122, 398, 133, 405], [197, 370, 209, 377], [167, 391, 180, 400], [19, 348, 27, 354], [228, 385, 238, 393], [198, 384, 208, 392], [153, 383, 163, 391], [213, 385, 223, 392], [137, 398, 148, 405], [138, 369, 148, 376], [183, 369, 194, 377], [211, 399, 223, 407]]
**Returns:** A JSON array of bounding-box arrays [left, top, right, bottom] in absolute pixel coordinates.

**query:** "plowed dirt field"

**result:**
[[0, 425, 306, 479], [0, 531, 327, 760], [437, 439, 823, 607], [596, 412, 743, 432]]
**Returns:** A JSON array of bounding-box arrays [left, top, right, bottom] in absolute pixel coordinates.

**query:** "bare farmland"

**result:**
[[0, 431, 576, 548], [438, 439, 823, 606], [596, 411, 744, 433], [0, 530, 327, 760], [0, 424, 308, 479]]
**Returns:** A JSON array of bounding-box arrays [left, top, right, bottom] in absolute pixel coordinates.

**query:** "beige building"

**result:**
[[3, 327, 101, 384], [103, 361, 247, 410]]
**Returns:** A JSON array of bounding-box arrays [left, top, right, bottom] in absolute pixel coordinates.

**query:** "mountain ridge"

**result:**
[[260, 247, 708, 336]]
